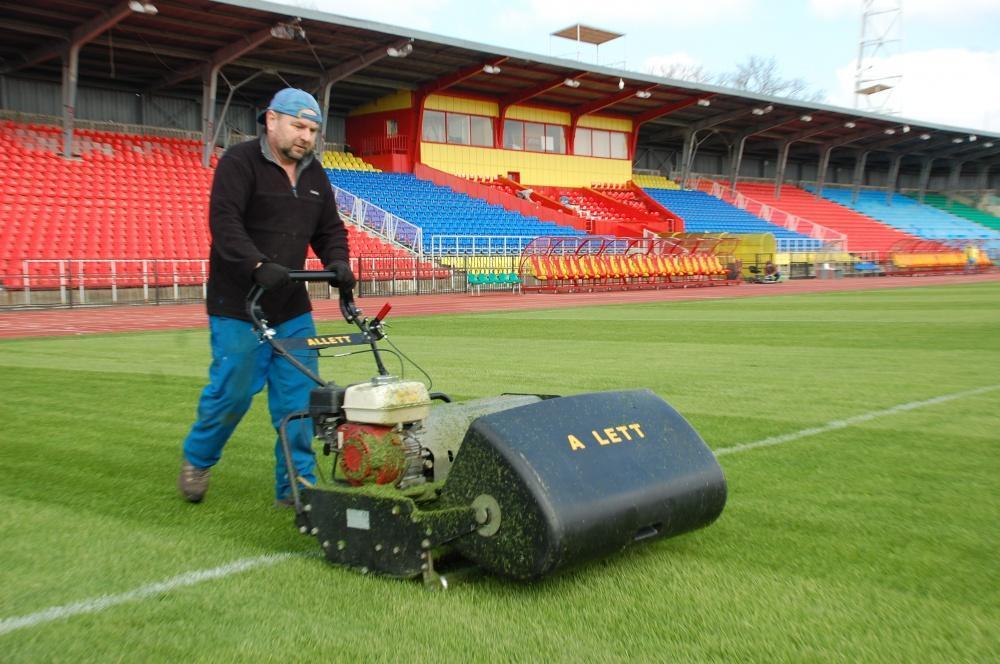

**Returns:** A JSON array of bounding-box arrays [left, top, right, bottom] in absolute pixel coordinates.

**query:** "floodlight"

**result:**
[[128, 1, 158, 14], [696, 99, 711, 107], [844, 121, 856, 128], [387, 43, 413, 57], [919, 133, 931, 140], [563, 78, 581, 88], [482, 64, 502, 75], [635, 90, 652, 99], [884, 128, 895, 135], [618, 78, 625, 90], [800, 114, 812, 122]]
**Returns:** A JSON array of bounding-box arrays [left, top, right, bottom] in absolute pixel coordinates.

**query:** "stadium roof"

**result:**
[[1, 0, 998, 170]]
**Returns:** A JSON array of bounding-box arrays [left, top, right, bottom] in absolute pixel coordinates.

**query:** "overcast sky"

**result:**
[[276, 0, 1000, 133]]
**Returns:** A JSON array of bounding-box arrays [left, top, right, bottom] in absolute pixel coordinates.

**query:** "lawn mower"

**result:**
[[249, 271, 727, 588]]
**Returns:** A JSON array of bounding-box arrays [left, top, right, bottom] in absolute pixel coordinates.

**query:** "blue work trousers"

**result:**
[[182, 312, 319, 499]]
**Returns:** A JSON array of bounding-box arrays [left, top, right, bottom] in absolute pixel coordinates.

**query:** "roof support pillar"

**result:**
[[851, 150, 869, 205], [728, 135, 748, 194], [201, 67, 220, 167], [56, 1, 139, 158], [975, 162, 990, 204], [816, 146, 833, 196], [679, 130, 694, 189], [916, 157, 934, 203], [885, 153, 903, 204], [774, 141, 792, 199], [60, 44, 81, 158], [946, 160, 964, 202]]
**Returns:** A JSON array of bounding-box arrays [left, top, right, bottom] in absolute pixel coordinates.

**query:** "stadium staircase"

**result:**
[[810, 187, 1000, 248], [735, 182, 919, 254], [0, 121, 427, 288]]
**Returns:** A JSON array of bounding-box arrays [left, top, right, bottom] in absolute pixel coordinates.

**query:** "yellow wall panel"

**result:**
[[426, 94, 499, 116], [419, 143, 631, 186], [506, 105, 571, 125], [578, 115, 632, 132], [349, 90, 413, 116]]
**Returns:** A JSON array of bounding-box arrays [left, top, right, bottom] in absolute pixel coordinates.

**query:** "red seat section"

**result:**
[[735, 182, 921, 254], [0, 121, 423, 288]]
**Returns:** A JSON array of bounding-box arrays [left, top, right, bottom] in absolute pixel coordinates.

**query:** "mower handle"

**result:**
[[247, 270, 359, 326], [246, 270, 390, 377]]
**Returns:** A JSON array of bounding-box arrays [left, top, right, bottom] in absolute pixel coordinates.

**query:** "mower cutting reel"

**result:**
[[249, 272, 727, 587]]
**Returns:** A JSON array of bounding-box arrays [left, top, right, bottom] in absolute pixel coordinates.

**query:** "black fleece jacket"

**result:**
[[205, 137, 350, 324]]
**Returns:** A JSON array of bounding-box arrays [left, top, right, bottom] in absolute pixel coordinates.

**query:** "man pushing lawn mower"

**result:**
[[178, 88, 356, 507]]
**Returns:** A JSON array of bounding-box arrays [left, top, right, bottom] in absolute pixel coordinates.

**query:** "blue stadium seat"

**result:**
[[327, 170, 583, 252], [642, 188, 822, 251], [808, 187, 1000, 249]]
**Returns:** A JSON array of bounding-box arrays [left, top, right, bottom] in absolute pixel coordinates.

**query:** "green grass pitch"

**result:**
[[1, 282, 998, 661]]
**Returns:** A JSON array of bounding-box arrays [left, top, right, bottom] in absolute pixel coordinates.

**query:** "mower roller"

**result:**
[[250, 271, 726, 587]]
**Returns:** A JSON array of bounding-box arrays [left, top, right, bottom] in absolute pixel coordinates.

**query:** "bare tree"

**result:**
[[648, 54, 825, 102], [647, 61, 714, 85], [718, 55, 825, 102]]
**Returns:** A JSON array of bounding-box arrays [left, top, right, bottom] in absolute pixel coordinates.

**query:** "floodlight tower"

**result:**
[[854, 0, 903, 114]]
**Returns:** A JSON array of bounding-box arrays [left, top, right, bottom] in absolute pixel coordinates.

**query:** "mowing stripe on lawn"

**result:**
[[714, 383, 1000, 457], [2, 382, 998, 637], [0, 554, 294, 637]]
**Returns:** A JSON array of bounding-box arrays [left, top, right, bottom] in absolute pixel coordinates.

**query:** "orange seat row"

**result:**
[[527, 253, 726, 282]]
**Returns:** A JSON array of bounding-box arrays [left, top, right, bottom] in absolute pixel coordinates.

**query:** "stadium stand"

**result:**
[[735, 182, 919, 254], [908, 193, 1000, 233], [810, 187, 1000, 245], [325, 169, 583, 254], [0, 121, 428, 289], [631, 174, 681, 190], [320, 151, 379, 172], [641, 187, 823, 251]]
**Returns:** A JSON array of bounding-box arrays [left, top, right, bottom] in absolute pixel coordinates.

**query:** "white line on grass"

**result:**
[[3, 383, 999, 637], [0, 553, 294, 637], [715, 383, 1000, 457]]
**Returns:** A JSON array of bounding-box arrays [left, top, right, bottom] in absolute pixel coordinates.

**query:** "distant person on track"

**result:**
[[178, 88, 356, 507], [763, 260, 781, 283]]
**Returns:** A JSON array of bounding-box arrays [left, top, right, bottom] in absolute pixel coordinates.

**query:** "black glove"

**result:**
[[324, 259, 357, 289], [252, 262, 290, 290]]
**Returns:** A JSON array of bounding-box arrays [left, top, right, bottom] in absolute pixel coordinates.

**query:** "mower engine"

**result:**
[[335, 377, 431, 487]]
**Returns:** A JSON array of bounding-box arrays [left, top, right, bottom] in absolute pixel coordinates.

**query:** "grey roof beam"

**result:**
[[316, 38, 412, 89], [689, 106, 753, 132], [3, 0, 141, 74], [151, 21, 294, 91], [728, 113, 799, 191], [779, 118, 853, 144]]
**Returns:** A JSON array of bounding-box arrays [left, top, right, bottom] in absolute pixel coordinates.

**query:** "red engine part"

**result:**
[[337, 422, 407, 486]]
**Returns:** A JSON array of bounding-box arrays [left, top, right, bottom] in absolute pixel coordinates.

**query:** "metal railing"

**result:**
[[428, 235, 540, 257], [0, 256, 475, 309], [331, 185, 423, 255], [696, 178, 848, 250]]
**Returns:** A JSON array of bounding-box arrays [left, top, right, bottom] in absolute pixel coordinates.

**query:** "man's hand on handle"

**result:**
[[252, 262, 290, 290], [324, 260, 357, 289]]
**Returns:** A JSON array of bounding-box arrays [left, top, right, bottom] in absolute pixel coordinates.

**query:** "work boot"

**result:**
[[274, 496, 295, 509], [178, 459, 210, 503]]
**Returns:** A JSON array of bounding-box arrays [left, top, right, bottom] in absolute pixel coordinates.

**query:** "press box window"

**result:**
[[503, 119, 524, 150], [447, 113, 471, 145], [545, 125, 566, 154], [505, 120, 566, 154], [574, 127, 628, 159], [470, 116, 493, 147], [422, 110, 445, 142]]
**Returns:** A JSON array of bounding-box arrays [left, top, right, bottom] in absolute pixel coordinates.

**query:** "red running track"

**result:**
[[1, 273, 998, 339]]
